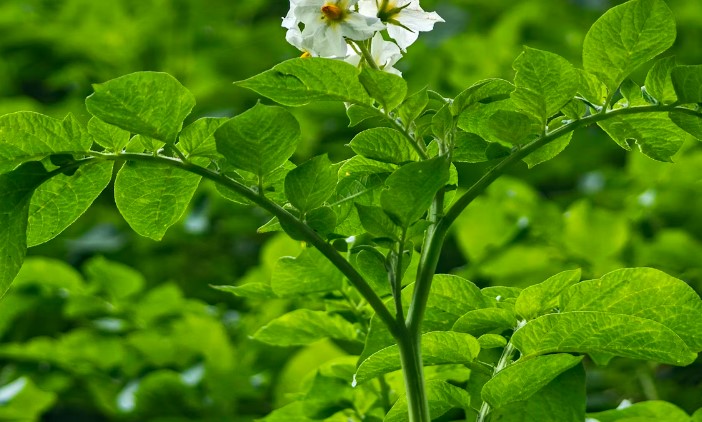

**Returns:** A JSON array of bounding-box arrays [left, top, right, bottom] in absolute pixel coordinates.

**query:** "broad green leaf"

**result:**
[[511, 311, 696, 365], [488, 110, 540, 145], [671, 65, 702, 104], [451, 79, 514, 115], [432, 104, 453, 142], [359, 67, 407, 111], [482, 354, 583, 409], [645, 56, 678, 104], [511, 47, 578, 122], [478, 334, 507, 349], [0, 162, 49, 297], [453, 132, 510, 163], [452, 308, 516, 336], [0, 112, 90, 174], [217, 161, 295, 206], [114, 161, 201, 241], [577, 69, 608, 107], [523, 117, 573, 168], [14, 257, 85, 293], [85, 71, 195, 143], [380, 156, 450, 227], [271, 248, 343, 296], [355, 204, 400, 240], [693, 408, 702, 422], [346, 104, 382, 127], [489, 365, 586, 422], [84, 256, 144, 299], [236, 58, 371, 106], [348, 128, 419, 164], [353, 249, 391, 297], [177, 117, 228, 159], [87, 117, 130, 151], [561, 267, 702, 350], [561, 99, 587, 120], [399, 87, 428, 125], [339, 155, 397, 177], [359, 315, 395, 364], [515, 269, 581, 320], [259, 401, 314, 422], [212, 282, 276, 299], [301, 371, 354, 419], [582, 0, 676, 92], [215, 103, 300, 179], [355, 331, 480, 384], [332, 172, 383, 224], [385, 380, 471, 422], [285, 154, 337, 213], [253, 310, 357, 346], [457, 99, 533, 145], [619, 79, 649, 107], [588, 400, 691, 422], [669, 111, 702, 140], [27, 161, 114, 246]]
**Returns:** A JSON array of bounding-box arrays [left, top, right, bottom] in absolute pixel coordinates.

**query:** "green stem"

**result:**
[[83, 151, 401, 337], [391, 228, 408, 322], [477, 342, 516, 422], [397, 325, 430, 422], [354, 40, 380, 71]]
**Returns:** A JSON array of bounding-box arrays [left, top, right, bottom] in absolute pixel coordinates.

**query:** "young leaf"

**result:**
[[85, 71, 195, 144], [354, 331, 480, 384], [359, 67, 407, 111], [482, 354, 583, 409], [478, 334, 507, 349], [0, 162, 49, 297], [348, 128, 420, 164], [235, 58, 371, 106], [385, 380, 471, 422], [560, 267, 702, 351], [597, 112, 687, 162], [511, 47, 578, 123], [27, 162, 114, 246], [645, 56, 678, 104], [270, 248, 343, 296], [177, 117, 228, 159], [515, 269, 581, 320], [253, 309, 357, 346], [399, 87, 429, 125], [587, 400, 691, 422], [355, 204, 400, 240], [452, 308, 516, 336], [380, 156, 450, 227], [671, 65, 702, 104], [511, 311, 697, 365], [284, 154, 337, 214], [0, 112, 90, 174], [215, 104, 300, 179], [346, 104, 382, 127], [353, 249, 391, 297], [582, 0, 676, 92], [114, 161, 201, 241]]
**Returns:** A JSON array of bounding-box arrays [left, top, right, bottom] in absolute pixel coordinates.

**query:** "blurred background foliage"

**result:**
[[0, 0, 701, 420]]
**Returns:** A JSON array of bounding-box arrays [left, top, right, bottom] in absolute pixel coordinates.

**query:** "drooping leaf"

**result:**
[[645, 56, 678, 104], [215, 103, 300, 179], [355, 331, 480, 384], [87, 117, 131, 152], [380, 156, 450, 227], [511, 47, 578, 123], [511, 311, 696, 365], [671, 65, 702, 104], [271, 248, 343, 296], [114, 161, 201, 241], [482, 354, 583, 409], [177, 117, 228, 159], [582, 0, 676, 92], [236, 58, 371, 106], [27, 161, 114, 246], [515, 269, 581, 320], [85, 71, 195, 143], [359, 67, 407, 111], [253, 309, 357, 346], [452, 308, 516, 336], [348, 128, 420, 164], [285, 154, 337, 214], [587, 400, 691, 422]]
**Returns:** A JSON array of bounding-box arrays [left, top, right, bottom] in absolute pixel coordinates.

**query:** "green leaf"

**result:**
[[348, 128, 420, 164], [511, 47, 578, 122], [385, 380, 471, 422], [346, 104, 382, 127], [114, 161, 201, 241], [353, 249, 391, 297], [27, 161, 114, 246], [0, 377, 56, 420], [490, 365, 586, 422], [577, 70, 608, 107], [452, 308, 516, 336], [215, 103, 300, 179], [452, 79, 514, 115], [359, 67, 407, 111], [211, 282, 276, 299], [671, 65, 702, 104], [399, 87, 429, 125], [0, 112, 90, 174], [253, 309, 357, 346], [488, 110, 540, 145], [588, 400, 691, 422], [523, 125, 573, 168], [669, 111, 702, 140], [515, 269, 581, 320], [355, 331, 480, 384], [432, 104, 453, 142], [0, 162, 49, 297], [339, 155, 397, 177], [355, 204, 400, 240], [645, 56, 678, 104], [87, 117, 130, 152], [271, 248, 343, 296], [305, 206, 337, 238], [84, 256, 144, 299], [177, 117, 228, 159], [563, 200, 629, 261], [453, 132, 510, 163], [85, 71, 195, 143], [693, 408, 702, 422], [582, 0, 676, 92], [482, 354, 583, 409], [380, 156, 450, 227], [235, 58, 371, 106], [285, 154, 337, 213], [561, 267, 702, 351], [478, 334, 507, 349], [217, 161, 294, 206], [511, 311, 697, 365]]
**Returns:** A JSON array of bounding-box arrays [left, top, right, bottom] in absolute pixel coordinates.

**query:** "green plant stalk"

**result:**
[[477, 341, 516, 422], [397, 324, 431, 422]]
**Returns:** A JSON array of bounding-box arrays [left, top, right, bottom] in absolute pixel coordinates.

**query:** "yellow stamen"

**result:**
[[321, 4, 344, 21], [300, 51, 312, 58]]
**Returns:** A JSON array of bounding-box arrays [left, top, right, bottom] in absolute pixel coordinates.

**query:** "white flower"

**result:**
[[346, 33, 403, 75], [293, 0, 385, 57], [285, 26, 317, 57], [282, 0, 301, 29], [358, 0, 444, 51]]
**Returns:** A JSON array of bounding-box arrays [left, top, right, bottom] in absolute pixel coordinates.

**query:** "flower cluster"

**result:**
[[283, 0, 444, 75]]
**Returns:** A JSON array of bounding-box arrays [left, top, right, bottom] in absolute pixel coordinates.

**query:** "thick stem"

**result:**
[[397, 326, 430, 422]]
